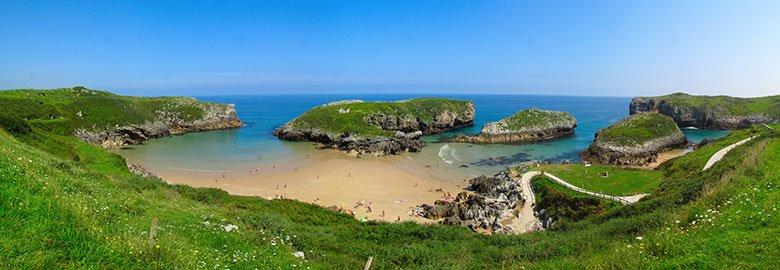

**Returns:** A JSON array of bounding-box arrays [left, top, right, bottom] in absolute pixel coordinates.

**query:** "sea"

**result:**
[[118, 94, 728, 178]]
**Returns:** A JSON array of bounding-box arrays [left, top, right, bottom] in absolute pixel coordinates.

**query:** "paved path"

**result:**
[[507, 170, 644, 234], [702, 136, 756, 171], [542, 172, 647, 204]]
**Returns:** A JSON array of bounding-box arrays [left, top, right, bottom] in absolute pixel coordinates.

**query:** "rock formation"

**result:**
[[629, 93, 778, 129], [416, 171, 524, 234], [582, 112, 687, 166], [452, 108, 576, 144], [76, 100, 243, 148], [274, 99, 475, 157]]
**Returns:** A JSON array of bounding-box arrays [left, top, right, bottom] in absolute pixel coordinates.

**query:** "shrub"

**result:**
[[0, 115, 31, 135]]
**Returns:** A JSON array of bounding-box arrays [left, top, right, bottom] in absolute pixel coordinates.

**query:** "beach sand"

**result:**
[[138, 150, 468, 223]]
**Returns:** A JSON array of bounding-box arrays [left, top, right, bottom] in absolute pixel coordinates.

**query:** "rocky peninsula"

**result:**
[[77, 99, 243, 148], [274, 98, 474, 156], [0, 87, 243, 148], [582, 112, 687, 166], [452, 108, 576, 144], [630, 92, 778, 129], [417, 171, 525, 234]]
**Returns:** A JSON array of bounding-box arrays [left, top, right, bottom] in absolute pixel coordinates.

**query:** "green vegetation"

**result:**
[[498, 108, 575, 130], [537, 163, 664, 196], [0, 87, 210, 135], [646, 92, 780, 119], [1, 94, 778, 268], [288, 98, 471, 137], [598, 112, 681, 146], [531, 176, 621, 225]]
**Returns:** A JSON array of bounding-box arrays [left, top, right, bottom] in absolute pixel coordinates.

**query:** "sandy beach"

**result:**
[[134, 149, 469, 223]]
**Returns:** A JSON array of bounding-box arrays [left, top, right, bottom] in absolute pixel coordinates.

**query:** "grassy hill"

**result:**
[[1, 91, 778, 268], [0, 87, 220, 136]]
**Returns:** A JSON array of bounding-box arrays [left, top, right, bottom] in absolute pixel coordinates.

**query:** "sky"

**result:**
[[1, 0, 779, 97]]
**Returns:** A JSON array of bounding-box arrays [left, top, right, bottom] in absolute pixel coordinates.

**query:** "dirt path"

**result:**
[[506, 171, 544, 233], [702, 136, 756, 171]]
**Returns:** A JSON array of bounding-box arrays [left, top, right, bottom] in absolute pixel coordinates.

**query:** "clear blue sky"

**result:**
[[1, 0, 778, 97]]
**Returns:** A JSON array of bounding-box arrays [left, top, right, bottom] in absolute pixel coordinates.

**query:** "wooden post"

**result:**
[[363, 256, 373, 270], [149, 217, 158, 248]]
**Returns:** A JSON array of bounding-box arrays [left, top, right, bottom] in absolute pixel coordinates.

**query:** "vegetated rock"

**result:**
[[452, 108, 576, 144], [274, 98, 475, 157], [629, 93, 778, 129], [582, 112, 687, 166], [76, 100, 243, 148], [417, 171, 524, 234]]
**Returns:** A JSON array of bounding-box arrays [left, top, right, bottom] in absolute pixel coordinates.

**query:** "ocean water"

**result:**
[[118, 94, 728, 177]]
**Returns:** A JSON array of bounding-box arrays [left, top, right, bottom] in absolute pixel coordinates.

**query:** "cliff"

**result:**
[[629, 93, 779, 129], [274, 98, 474, 156], [452, 108, 576, 144], [582, 112, 687, 166], [0, 87, 243, 148]]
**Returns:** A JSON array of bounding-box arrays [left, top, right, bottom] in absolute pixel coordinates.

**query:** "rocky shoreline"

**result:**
[[451, 109, 576, 144], [274, 100, 475, 157], [416, 171, 525, 234], [76, 101, 243, 148], [630, 95, 776, 129]]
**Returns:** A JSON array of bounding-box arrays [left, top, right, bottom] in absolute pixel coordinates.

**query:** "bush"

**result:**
[[0, 115, 31, 135]]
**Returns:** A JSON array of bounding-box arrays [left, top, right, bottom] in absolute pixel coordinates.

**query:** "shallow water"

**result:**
[[119, 94, 728, 178]]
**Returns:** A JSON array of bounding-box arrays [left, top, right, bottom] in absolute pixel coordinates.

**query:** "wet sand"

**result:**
[[134, 150, 468, 223]]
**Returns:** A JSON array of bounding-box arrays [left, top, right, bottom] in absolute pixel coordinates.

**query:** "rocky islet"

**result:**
[[274, 98, 475, 156], [581, 112, 687, 166], [452, 108, 577, 144]]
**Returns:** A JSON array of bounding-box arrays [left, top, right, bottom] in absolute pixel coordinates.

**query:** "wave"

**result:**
[[438, 144, 463, 164]]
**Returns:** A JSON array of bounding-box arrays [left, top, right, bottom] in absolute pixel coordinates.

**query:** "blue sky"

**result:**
[[1, 1, 778, 97]]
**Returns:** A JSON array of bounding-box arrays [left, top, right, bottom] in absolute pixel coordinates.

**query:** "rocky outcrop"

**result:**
[[629, 95, 776, 129], [76, 101, 243, 148], [451, 109, 576, 144], [416, 171, 524, 234], [582, 113, 687, 166], [274, 100, 475, 157]]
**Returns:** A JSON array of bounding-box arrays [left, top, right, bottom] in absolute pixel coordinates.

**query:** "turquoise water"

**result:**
[[119, 94, 728, 175]]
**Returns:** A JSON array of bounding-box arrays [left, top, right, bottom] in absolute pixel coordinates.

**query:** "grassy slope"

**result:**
[[0, 87, 208, 135], [537, 163, 664, 196], [1, 120, 777, 268], [289, 98, 471, 137], [645, 92, 780, 119], [499, 108, 574, 130], [531, 175, 622, 224], [598, 112, 680, 146]]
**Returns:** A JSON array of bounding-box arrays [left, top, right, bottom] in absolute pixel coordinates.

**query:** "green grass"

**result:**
[[531, 175, 622, 225], [537, 163, 665, 196], [497, 108, 575, 130], [289, 98, 472, 137], [643, 92, 780, 119], [598, 112, 681, 146], [1, 108, 778, 268], [0, 87, 213, 133]]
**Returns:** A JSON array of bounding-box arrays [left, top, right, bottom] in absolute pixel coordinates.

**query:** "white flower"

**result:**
[[636, 236, 643, 240]]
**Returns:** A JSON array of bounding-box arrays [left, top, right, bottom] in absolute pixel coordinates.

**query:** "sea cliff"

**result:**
[[629, 93, 778, 129]]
